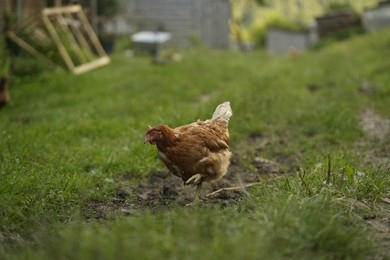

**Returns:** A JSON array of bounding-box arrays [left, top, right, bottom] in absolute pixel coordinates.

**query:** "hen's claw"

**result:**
[[185, 174, 203, 185], [185, 197, 200, 207]]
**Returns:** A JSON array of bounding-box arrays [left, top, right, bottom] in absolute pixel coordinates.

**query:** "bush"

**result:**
[[0, 38, 9, 76], [248, 14, 307, 48], [10, 55, 46, 77], [311, 27, 365, 50], [327, 2, 353, 12], [266, 16, 307, 32]]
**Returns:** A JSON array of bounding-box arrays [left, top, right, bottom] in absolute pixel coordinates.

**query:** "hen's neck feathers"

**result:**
[[156, 125, 178, 149]]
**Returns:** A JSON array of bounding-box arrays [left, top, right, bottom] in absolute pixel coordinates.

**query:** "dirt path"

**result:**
[[359, 109, 390, 141], [357, 108, 390, 169], [366, 200, 390, 256], [358, 108, 390, 255]]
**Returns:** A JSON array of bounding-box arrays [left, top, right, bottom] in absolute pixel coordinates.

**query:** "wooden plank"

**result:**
[[7, 31, 59, 69], [41, 14, 76, 71], [57, 13, 86, 65], [73, 56, 110, 75], [316, 11, 361, 38], [76, 8, 107, 57], [32, 27, 52, 46], [42, 5, 81, 16], [66, 13, 94, 62], [17, 13, 41, 31]]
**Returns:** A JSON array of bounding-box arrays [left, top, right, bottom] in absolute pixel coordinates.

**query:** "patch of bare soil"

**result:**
[[356, 108, 390, 170], [359, 108, 390, 141], [357, 108, 390, 255], [366, 199, 390, 256], [135, 156, 272, 209], [82, 133, 290, 218], [83, 188, 134, 220], [133, 133, 287, 209], [131, 131, 303, 209], [133, 161, 261, 209]]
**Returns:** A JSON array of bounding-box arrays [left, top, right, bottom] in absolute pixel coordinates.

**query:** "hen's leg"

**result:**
[[186, 182, 202, 206], [185, 173, 203, 185], [185, 174, 204, 206]]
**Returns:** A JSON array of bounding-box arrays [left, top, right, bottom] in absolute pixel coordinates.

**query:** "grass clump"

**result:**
[[3, 196, 372, 260], [253, 193, 371, 259]]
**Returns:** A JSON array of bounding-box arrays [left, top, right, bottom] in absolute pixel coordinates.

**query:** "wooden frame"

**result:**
[[41, 5, 109, 74], [7, 5, 110, 74]]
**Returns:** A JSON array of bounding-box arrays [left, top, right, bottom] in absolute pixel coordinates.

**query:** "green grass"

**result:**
[[5, 196, 372, 260], [1, 28, 390, 259]]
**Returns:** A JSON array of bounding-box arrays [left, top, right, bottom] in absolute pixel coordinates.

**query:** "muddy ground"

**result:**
[[357, 108, 390, 255], [133, 131, 289, 208], [84, 132, 286, 218]]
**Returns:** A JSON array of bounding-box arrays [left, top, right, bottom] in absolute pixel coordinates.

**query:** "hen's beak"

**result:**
[[144, 135, 157, 145], [144, 134, 154, 144], [145, 126, 154, 144]]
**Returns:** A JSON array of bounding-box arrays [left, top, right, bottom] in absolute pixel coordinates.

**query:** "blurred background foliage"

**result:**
[[231, 0, 380, 48]]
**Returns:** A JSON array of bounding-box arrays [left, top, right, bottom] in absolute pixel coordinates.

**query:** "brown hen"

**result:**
[[144, 102, 233, 205]]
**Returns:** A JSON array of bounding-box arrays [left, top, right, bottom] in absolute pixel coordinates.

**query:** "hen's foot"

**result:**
[[185, 183, 203, 206], [185, 197, 200, 207], [185, 174, 203, 185]]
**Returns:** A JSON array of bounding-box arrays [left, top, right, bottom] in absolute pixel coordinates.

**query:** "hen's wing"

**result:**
[[176, 120, 229, 151], [159, 121, 229, 182]]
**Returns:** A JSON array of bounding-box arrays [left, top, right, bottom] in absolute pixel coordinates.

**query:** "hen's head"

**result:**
[[144, 126, 164, 145]]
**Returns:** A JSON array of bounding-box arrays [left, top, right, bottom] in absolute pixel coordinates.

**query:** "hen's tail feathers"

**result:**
[[211, 101, 232, 123]]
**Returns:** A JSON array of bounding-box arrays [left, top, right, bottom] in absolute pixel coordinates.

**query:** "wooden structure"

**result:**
[[7, 5, 109, 74], [316, 10, 362, 39], [1, 1, 99, 49], [122, 0, 231, 49], [41, 5, 109, 74]]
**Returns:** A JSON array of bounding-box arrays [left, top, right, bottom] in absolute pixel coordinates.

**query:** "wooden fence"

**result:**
[[316, 10, 361, 39]]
